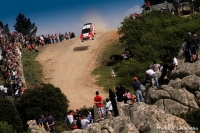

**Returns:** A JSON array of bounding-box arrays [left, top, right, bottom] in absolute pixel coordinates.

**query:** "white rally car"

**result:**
[[80, 23, 95, 42]]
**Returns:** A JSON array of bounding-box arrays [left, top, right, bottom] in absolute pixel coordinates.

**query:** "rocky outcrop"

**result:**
[[129, 102, 195, 133], [27, 120, 48, 133], [169, 69, 191, 80], [62, 102, 195, 133], [144, 81, 199, 115], [98, 116, 139, 133], [181, 75, 200, 93], [171, 57, 200, 79], [62, 116, 139, 133]]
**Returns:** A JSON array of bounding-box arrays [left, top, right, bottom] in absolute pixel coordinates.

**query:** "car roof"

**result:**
[[84, 23, 92, 26]]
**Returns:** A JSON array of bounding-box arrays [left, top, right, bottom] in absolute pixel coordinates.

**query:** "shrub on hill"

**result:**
[[14, 83, 69, 130], [0, 121, 17, 133], [178, 108, 200, 129], [0, 98, 23, 132]]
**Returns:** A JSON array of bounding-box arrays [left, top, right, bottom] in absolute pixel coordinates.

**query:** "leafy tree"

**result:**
[[0, 121, 17, 133], [15, 83, 69, 130], [0, 98, 23, 132], [14, 13, 37, 37]]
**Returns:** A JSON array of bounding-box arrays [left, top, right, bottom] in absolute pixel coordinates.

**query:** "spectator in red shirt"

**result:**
[[94, 91, 104, 119]]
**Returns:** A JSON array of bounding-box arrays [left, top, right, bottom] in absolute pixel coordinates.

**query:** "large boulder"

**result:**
[[144, 85, 198, 115], [181, 75, 200, 93], [87, 123, 101, 133], [168, 78, 182, 89], [98, 116, 139, 133], [130, 102, 195, 133], [169, 69, 191, 80]]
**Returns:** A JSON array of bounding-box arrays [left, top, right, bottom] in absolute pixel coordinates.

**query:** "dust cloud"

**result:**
[[81, 10, 107, 33]]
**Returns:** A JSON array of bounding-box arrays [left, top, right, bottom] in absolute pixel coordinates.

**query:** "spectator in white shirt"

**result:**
[[104, 98, 113, 118], [173, 56, 178, 70], [146, 67, 159, 89], [67, 110, 74, 124], [81, 115, 90, 129], [0, 85, 4, 91], [3, 86, 8, 98]]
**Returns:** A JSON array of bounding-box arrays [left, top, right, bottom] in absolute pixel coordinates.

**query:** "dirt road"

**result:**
[[36, 30, 119, 110]]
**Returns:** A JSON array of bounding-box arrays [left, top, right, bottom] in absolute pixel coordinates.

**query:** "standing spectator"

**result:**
[[158, 60, 168, 85], [119, 85, 126, 103], [192, 34, 200, 61], [150, 61, 160, 73], [2, 85, 8, 98], [132, 76, 144, 102], [67, 110, 74, 124], [40, 35, 44, 46], [115, 86, 124, 102], [108, 89, 118, 117], [51, 34, 54, 44], [182, 39, 189, 62], [104, 98, 113, 118], [146, 67, 159, 89], [81, 115, 90, 129], [65, 32, 69, 40], [94, 91, 104, 120], [186, 32, 196, 62], [76, 115, 82, 129], [62, 34, 65, 41], [55, 34, 58, 43], [173, 56, 178, 70], [59, 33, 62, 42], [46, 114, 55, 133], [69, 32, 71, 39]]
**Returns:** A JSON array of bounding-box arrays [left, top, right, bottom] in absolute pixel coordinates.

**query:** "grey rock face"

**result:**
[[169, 70, 191, 80], [87, 123, 101, 133], [98, 116, 139, 133], [168, 78, 182, 89], [130, 102, 195, 133], [145, 85, 198, 115], [181, 75, 200, 93]]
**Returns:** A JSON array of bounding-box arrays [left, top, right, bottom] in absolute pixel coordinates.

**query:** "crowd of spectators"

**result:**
[[0, 31, 25, 99], [63, 109, 93, 130]]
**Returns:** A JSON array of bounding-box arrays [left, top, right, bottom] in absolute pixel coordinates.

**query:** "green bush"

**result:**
[[0, 121, 17, 133], [14, 83, 69, 130], [55, 121, 71, 132], [178, 108, 200, 129], [0, 98, 23, 132]]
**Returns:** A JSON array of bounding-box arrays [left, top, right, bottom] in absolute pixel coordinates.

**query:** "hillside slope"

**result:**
[[36, 30, 120, 110]]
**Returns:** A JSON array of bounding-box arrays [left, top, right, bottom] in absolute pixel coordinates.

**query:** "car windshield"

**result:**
[[82, 28, 90, 34]]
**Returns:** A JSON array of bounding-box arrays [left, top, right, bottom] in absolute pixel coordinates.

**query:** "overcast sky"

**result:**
[[0, 0, 143, 36]]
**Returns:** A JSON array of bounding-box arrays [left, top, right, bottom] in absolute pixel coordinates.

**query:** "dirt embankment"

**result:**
[[36, 30, 120, 110]]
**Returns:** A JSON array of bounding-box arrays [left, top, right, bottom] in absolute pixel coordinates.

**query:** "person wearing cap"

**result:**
[[132, 76, 144, 102], [146, 67, 160, 89]]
